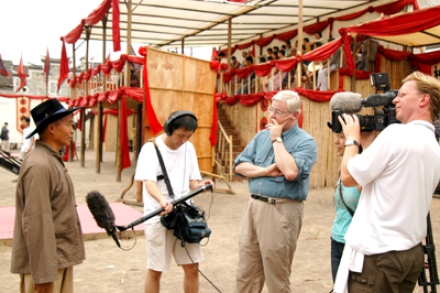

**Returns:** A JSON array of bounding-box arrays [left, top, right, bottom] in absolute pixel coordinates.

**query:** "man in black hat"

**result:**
[[10, 99, 85, 293]]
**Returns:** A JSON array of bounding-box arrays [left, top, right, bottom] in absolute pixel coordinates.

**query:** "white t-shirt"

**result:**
[[134, 135, 201, 223], [21, 127, 36, 152], [345, 121, 440, 255]]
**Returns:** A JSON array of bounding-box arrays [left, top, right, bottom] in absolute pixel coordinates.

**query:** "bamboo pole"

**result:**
[[297, 0, 303, 88], [97, 14, 107, 173], [227, 19, 232, 67], [81, 27, 91, 168], [69, 44, 76, 162]]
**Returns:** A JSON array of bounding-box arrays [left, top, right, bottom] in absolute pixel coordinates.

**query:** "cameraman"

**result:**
[[334, 71, 440, 293]]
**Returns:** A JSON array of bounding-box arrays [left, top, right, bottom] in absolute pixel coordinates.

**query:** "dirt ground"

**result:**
[[1, 150, 439, 293]]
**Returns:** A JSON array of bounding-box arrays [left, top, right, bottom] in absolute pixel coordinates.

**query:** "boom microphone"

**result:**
[[86, 191, 121, 248], [329, 92, 363, 113]]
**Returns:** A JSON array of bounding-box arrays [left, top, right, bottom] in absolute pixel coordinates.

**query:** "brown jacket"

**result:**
[[10, 141, 85, 284]]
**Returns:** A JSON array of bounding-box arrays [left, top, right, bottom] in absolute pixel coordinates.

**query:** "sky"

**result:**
[[0, 0, 107, 65], [0, 0, 212, 67]]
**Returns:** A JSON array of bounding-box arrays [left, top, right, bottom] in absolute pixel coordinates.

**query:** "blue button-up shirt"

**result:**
[[234, 124, 317, 201]]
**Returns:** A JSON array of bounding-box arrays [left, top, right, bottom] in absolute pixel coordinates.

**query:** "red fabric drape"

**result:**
[[341, 6, 440, 37], [62, 0, 120, 51], [220, 0, 414, 52], [237, 42, 253, 51], [276, 30, 298, 42], [142, 53, 163, 135], [255, 35, 275, 47], [304, 20, 330, 35], [254, 61, 276, 77], [209, 89, 218, 147], [69, 54, 144, 88], [111, 0, 121, 52]]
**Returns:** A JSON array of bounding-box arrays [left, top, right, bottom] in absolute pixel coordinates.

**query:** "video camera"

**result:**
[[329, 72, 401, 133]]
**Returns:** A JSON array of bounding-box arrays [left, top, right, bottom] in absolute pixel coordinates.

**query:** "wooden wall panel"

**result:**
[[142, 48, 215, 173]]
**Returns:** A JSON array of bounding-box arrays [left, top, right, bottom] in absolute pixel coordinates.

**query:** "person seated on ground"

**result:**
[[231, 56, 240, 69], [236, 56, 255, 94], [259, 56, 267, 63], [267, 55, 273, 61]]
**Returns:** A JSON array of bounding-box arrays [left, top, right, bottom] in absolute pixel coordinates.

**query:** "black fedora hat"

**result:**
[[26, 99, 81, 139]]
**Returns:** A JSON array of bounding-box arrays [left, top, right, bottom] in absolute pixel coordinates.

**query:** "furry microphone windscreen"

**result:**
[[329, 92, 363, 113], [86, 191, 116, 232]]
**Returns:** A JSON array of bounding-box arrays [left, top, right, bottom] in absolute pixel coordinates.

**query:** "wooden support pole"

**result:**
[[81, 27, 91, 168], [116, 99, 121, 182], [69, 44, 76, 162], [297, 0, 304, 88], [181, 38, 184, 55], [227, 19, 232, 67], [96, 14, 107, 173]]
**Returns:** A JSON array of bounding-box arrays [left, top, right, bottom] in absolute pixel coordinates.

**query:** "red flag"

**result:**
[[16, 55, 26, 92], [57, 41, 70, 92], [0, 54, 10, 77], [44, 48, 50, 89]]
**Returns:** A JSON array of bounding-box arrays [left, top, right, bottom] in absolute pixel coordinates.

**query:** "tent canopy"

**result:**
[[81, 0, 394, 48]]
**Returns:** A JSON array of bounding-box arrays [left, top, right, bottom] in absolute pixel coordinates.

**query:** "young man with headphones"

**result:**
[[134, 110, 213, 293]]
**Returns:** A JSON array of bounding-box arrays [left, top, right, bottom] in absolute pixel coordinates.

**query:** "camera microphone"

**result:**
[[86, 191, 121, 248], [329, 92, 363, 113]]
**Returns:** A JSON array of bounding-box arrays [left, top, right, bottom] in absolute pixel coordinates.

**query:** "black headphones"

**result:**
[[163, 110, 198, 136]]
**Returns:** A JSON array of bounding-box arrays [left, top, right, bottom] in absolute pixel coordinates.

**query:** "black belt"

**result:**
[[251, 194, 286, 204]]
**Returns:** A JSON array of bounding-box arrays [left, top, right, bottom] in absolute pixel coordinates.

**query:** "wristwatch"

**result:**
[[344, 139, 360, 147], [273, 137, 283, 143]]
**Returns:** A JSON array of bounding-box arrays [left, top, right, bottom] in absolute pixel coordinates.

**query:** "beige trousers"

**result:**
[[235, 197, 304, 293], [20, 267, 73, 293]]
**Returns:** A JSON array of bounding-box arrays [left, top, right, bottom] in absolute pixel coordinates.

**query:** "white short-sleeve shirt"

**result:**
[[134, 135, 201, 223], [345, 121, 440, 255]]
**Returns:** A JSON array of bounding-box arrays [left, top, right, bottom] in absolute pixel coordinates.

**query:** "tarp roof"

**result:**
[[83, 0, 393, 48]]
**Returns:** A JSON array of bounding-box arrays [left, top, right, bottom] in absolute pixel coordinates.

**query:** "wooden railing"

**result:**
[[216, 120, 233, 181]]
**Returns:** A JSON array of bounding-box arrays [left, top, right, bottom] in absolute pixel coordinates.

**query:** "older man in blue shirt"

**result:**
[[234, 90, 317, 293]]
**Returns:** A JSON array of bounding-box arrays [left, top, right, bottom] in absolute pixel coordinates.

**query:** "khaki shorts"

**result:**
[[145, 221, 204, 271]]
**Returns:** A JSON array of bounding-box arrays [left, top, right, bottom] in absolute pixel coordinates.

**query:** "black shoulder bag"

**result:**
[[338, 181, 355, 217], [150, 138, 211, 246]]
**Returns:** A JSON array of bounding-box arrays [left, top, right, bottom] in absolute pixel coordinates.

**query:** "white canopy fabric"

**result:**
[[84, 0, 387, 48]]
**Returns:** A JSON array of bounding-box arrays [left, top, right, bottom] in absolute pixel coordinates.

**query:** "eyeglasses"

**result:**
[[268, 106, 290, 116]]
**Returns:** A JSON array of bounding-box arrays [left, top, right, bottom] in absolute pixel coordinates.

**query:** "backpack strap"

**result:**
[[149, 138, 175, 198]]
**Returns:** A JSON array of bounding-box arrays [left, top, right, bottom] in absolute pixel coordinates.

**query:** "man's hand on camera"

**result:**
[[338, 114, 361, 143]]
